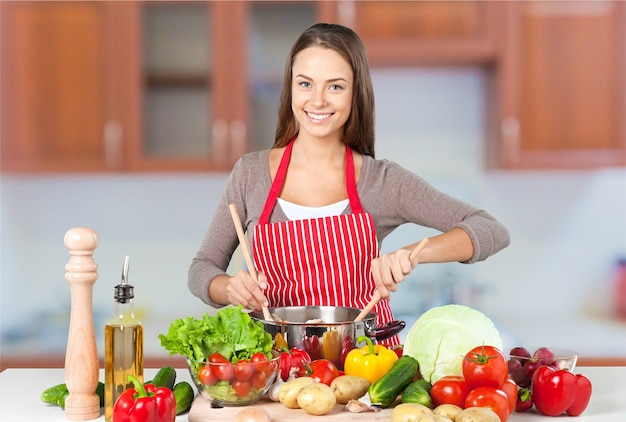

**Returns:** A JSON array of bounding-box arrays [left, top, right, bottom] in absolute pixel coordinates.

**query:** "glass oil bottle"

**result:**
[[104, 256, 144, 422]]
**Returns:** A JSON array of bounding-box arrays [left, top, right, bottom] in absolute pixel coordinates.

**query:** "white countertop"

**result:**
[[1, 367, 625, 421]]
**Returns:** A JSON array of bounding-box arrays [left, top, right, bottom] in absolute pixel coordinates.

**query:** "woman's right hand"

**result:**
[[226, 270, 269, 311]]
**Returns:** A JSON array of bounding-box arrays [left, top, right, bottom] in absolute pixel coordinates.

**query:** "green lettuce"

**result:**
[[158, 305, 273, 364], [403, 304, 503, 383]]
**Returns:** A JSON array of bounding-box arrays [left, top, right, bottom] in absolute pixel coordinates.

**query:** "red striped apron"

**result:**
[[252, 140, 399, 345]]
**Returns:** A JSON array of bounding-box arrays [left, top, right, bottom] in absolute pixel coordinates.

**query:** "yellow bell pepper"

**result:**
[[343, 335, 398, 384], [322, 330, 340, 362], [274, 332, 288, 350]]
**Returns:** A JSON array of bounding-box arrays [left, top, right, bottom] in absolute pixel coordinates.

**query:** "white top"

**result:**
[[277, 198, 349, 220]]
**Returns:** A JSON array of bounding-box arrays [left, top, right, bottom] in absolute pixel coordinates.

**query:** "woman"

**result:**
[[188, 23, 510, 345]]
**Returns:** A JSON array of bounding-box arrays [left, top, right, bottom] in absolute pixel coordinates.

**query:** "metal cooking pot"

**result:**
[[250, 306, 405, 370]]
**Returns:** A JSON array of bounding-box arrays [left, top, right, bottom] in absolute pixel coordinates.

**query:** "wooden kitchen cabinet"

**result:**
[[0, 1, 119, 172], [491, 1, 626, 169], [1, 1, 337, 172], [341, 1, 500, 66]]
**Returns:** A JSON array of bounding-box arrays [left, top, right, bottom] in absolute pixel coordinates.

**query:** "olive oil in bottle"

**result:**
[[104, 256, 143, 422]]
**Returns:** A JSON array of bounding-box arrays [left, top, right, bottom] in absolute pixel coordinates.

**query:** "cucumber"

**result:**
[[368, 355, 419, 408], [151, 366, 177, 389], [172, 381, 195, 415], [42, 382, 105, 410], [401, 380, 433, 408], [41, 383, 68, 405]]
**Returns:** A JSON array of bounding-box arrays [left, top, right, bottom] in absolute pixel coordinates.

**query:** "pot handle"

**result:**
[[372, 320, 406, 341]]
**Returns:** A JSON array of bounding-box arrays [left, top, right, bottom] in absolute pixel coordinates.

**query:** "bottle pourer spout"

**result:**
[[114, 255, 133, 303]]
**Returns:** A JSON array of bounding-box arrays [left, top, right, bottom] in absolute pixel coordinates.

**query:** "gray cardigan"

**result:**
[[189, 150, 510, 308]]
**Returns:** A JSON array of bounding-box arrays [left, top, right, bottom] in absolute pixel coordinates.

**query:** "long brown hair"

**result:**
[[273, 23, 375, 158]]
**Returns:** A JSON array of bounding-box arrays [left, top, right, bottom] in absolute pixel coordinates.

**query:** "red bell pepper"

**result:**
[[566, 373, 593, 416], [531, 365, 592, 416], [515, 387, 533, 412], [278, 347, 311, 381], [112, 375, 176, 422]]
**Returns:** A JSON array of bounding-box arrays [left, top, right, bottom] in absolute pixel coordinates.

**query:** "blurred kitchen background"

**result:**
[[1, 1, 625, 368]]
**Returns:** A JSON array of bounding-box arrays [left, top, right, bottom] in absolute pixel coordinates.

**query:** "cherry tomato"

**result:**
[[462, 345, 508, 388], [209, 353, 229, 364], [465, 386, 510, 422], [430, 375, 471, 408], [232, 379, 251, 397], [500, 378, 518, 415], [234, 359, 254, 381], [197, 365, 217, 386], [307, 359, 339, 385], [213, 362, 234, 381], [250, 370, 267, 389], [251, 352, 274, 376]]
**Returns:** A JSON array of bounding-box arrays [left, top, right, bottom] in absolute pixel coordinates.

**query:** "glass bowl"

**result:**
[[507, 346, 578, 388], [187, 351, 280, 407]]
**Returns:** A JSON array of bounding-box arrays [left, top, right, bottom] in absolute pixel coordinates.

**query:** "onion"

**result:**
[[234, 407, 272, 422]]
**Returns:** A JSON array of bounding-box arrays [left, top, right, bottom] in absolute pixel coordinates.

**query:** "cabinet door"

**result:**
[[1, 1, 117, 172], [342, 1, 499, 65], [495, 1, 626, 169]]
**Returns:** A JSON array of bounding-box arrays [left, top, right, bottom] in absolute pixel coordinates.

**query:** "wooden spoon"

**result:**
[[354, 238, 429, 322], [228, 204, 273, 321]]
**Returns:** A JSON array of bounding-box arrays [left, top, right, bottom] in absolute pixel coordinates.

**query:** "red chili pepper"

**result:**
[[278, 347, 311, 381], [531, 365, 578, 416], [566, 373, 593, 416], [112, 375, 176, 422], [303, 335, 321, 360], [338, 335, 355, 370]]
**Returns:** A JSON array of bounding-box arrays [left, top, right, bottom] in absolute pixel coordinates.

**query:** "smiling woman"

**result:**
[[189, 22, 510, 348]]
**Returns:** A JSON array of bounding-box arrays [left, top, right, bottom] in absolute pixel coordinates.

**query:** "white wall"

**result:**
[[2, 68, 625, 359]]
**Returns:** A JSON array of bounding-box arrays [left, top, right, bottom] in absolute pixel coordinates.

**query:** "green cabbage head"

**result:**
[[403, 304, 502, 384]]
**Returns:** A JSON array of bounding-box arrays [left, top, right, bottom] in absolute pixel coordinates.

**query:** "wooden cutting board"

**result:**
[[188, 395, 394, 421]]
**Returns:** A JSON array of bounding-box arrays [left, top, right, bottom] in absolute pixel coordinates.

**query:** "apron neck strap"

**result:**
[[259, 139, 363, 224]]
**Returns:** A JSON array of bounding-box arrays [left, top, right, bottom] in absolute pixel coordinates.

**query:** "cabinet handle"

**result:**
[[501, 117, 520, 165], [104, 120, 123, 170], [230, 119, 247, 164], [337, 1, 356, 26], [212, 119, 229, 168]]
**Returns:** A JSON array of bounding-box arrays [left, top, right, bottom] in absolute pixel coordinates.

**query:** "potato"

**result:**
[[296, 382, 337, 416], [434, 404, 463, 421], [432, 415, 453, 422], [330, 375, 371, 404], [278, 377, 315, 409], [455, 407, 500, 422], [391, 402, 434, 422]]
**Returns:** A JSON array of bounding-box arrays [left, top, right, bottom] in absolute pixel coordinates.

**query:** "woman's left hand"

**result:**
[[370, 248, 416, 299]]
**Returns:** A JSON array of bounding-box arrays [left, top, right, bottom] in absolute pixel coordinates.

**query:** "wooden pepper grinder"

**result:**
[[63, 227, 101, 420]]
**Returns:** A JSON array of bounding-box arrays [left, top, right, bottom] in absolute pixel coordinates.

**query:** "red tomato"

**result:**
[[209, 353, 229, 364], [500, 378, 518, 415], [307, 359, 339, 385], [213, 362, 234, 381], [251, 352, 274, 376], [250, 370, 267, 389], [234, 360, 254, 381], [430, 375, 471, 408], [462, 345, 508, 389], [197, 365, 217, 386], [232, 379, 251, 397], [465, 386, 510, 422]]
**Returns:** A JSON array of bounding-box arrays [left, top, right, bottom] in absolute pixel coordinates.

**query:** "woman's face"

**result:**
[[291, 46, 353, 143]]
